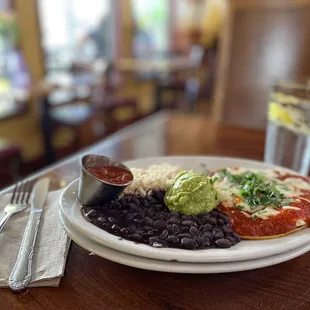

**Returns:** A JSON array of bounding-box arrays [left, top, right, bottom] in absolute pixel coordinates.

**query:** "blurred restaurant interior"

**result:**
[[1, 0, 310, 189]]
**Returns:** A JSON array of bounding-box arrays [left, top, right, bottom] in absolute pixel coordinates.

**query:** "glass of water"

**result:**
[[264, 80, 310, 176]]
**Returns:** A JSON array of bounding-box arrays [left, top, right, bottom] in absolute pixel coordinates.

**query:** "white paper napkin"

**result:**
[[0, 189, 71, 287]]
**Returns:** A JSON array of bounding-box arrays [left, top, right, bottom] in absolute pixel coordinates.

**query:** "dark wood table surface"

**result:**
[[2, 111, 309, 310]]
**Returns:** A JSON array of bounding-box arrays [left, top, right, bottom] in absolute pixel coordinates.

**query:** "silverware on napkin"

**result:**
[[8, 178, 50, 291], [0, 181, 33, 233]]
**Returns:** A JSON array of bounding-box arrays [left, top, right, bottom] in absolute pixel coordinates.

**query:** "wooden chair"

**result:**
[[39, 94, 94, 164], [212, 0, 310, 129]]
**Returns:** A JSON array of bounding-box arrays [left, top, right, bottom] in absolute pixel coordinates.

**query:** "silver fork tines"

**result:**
[[0, 181, 33, 233]]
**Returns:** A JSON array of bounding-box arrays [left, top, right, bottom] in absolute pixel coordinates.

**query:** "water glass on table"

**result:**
[[264, 80, 310, 176]]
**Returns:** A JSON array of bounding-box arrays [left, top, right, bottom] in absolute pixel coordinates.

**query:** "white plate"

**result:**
[[60, 210, 310, 274], [60, 156, 310, 263]]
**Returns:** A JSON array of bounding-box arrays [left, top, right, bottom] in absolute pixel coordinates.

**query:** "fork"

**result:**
[[0, 181, 33, 233]]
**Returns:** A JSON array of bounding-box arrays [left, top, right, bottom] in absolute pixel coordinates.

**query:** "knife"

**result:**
[[8, 178, 50, 291]]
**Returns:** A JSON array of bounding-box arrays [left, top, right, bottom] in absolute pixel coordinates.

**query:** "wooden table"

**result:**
[[116, 57, 196, 74], [116, 57, 197, 112], [2, 111, 309, 310]]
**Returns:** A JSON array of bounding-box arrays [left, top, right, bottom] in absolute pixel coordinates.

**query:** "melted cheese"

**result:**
[[251, 207, 280, 220], [214, 167, 310, 220], [296, 219, 307, 227], [282, 206, 301, 210]]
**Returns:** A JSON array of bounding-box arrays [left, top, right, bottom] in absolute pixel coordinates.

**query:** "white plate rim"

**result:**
[[60, 210, 310, 274], [60, 155, 310, 263]]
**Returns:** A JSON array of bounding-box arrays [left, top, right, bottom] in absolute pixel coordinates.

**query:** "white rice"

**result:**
[[123, 164, 181, 196]]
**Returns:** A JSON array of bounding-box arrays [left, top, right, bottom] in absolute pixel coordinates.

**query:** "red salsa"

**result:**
[[87, 165, 133, 185]]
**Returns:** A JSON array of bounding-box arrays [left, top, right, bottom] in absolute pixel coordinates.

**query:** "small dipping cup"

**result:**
[[78, 154, 134, 206]]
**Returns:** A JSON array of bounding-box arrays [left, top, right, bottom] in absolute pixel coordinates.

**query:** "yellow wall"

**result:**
[[0, 0, 44, 161]]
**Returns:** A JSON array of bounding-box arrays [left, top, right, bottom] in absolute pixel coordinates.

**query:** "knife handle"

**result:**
[[8, 212, 41, 291]]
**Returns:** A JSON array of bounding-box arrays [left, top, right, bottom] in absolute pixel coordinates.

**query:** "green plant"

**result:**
[[0, 12, 19, 48]]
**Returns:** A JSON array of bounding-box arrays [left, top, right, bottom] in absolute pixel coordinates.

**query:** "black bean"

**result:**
[[181, 238, 196, 250], [168, 217, 180, 224], [111, 224, 121, 231], [82, 206, 92, 214], [182, 220, 194, 226], [125, 196, 132, 202], [205, 217, 217, 226], [199, 212, 210, 218], [145, 209, 154, 217], [219, 213, 230, 223], [222, 226, 233, 234], [167, 235, 179, 243], [157, 213, 166, 220], [142, 226, 153, 232], [180, 226, 189, 232], [210, 210, 219, 218], [154, 204, 163, 210], [215, 238, 232, 248], [212, 228, 224, 239], [225, 236, 237, 246], [152, 241, 165, 248], [190, 226, 200, 236], [142, 199, 149, 206], [120, 228, 129, 234], [202, 223, 212, 231], [159, 230, 168, 239], [169, 211, 180, 218], [201, 237, 211, 247], [154, 191, 164, 203], [195, 237, 205, 246], [171, 224, 180, 235], [196, 219, 203, 226], [233, 232, 241, 242], [131, 233, 142, 241], [131, 197, 141, 206], [217, 219, 225, 226], [134, 213, 143, 221], [147, 229, 158, 235], [182, 215, 192, 220], [127, 203, 141, 212], [149, 236, 159, 244], [147, 194, 157, 203], [167, 224, 173, 234], [128, 224, 137, 233], [125, 212, 136, 220], [98, 216, 107, 223], [154, 220, 167, 229], [119, 199, 126, 208], [108, 216, 118, 224], [141, 216, 152, 225], [178, 233, 193, 238], [191, 215, 198, 221], [202, 231, 213, 240], [86, 209, 97, 218], [214, 232, 224, 239]]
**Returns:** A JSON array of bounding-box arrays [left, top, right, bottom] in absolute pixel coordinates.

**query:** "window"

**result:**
[[38, 0, 113, 72], [131, 0, 169, 57]]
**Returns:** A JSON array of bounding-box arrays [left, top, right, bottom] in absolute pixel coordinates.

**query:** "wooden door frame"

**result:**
[[212, 0, 310, 123]]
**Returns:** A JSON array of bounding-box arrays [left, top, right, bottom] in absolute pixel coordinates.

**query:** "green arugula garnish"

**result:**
[[281, 198, 295, 206], [221, 170, 285, 210]]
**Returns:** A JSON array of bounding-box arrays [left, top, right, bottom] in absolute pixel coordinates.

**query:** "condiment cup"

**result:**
[[78, 154, 134, 206]]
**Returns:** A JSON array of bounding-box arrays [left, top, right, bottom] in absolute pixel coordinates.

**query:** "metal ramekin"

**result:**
[[77, 154, 133, 206]]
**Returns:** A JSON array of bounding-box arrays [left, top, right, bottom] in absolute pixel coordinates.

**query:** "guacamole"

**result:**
[[164, 171, 218, 215]]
